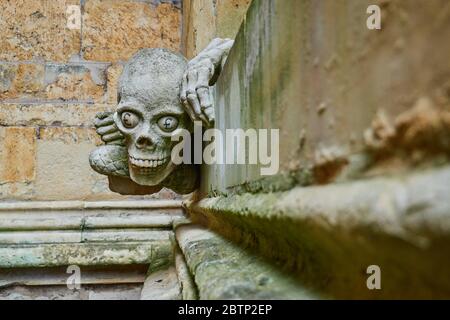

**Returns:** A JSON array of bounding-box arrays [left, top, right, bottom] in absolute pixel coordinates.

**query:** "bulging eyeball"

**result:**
[[158, 116, 179, 132], [121, 112, 139, 129]]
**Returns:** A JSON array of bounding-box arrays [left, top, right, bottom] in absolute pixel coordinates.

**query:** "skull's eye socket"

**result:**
[[158, 116, 179, 132], [121, 112, 139, 129]]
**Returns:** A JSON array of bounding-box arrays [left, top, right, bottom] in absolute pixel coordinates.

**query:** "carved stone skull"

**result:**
[[113, 49, 192, 186], [89, 39, 233, 194]]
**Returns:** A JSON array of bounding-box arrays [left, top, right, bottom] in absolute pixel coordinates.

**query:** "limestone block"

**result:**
[[0, 284, 143, 300], [183, 0, 216, 59], [45, 64, 107, 102], [190, 0, 216, 56], [82, 1, 181, 62], [0, 265, 148, 287], [0, 0, 81, 62], [0, 230, 82, 245], [0, 182, 35, 200], [81, 229, 172, 243], [0, 242, 164, 268], [0, 63, 107, 102], [140, 266, 181, 300], [0, 200, 183, 231], [182, 0, 250, 59], [0, 64, 16, 93], [0, 104, 114, 127], [0, 63, 45, 100], [175, 224, 318, 300], [174, 249, 198, 300], [106, 64, 124, 104], [215, 0, 252, 39], [0, 127, 36, 184], [0, 229, 170, 244], [83, 210, 181, 229], [35, 127, 110, 201], [38, 126, 100, 145]]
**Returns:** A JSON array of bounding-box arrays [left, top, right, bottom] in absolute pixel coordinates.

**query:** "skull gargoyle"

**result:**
[[89, 39, 234, 195]]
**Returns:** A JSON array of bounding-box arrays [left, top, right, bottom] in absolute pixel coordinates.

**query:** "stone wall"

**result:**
[[186, 0, 450, 298], [0, 0, 182, 200], [202, 0, 450, 196], [182, 0, 252, 58]]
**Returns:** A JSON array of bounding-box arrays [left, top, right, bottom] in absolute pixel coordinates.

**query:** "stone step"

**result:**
[[0, 200, 183, 231], [0, 265, 148, 287], [0, 229, 172, 244], [0, 240, 172, 268], [175, 223, 319, 300], [187, 166, 450, 299]]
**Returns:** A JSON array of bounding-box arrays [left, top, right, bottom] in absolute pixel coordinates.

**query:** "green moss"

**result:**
[[0, 241, 171, 269], [176, 225, 318, 299], [187, 184, 450, 299]]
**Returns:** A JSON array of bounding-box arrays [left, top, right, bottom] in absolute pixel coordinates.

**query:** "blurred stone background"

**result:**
[[0, 0, 250, 201]]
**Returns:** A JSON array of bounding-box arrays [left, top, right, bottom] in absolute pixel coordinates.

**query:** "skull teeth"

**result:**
[[129, 156, 168, 168]]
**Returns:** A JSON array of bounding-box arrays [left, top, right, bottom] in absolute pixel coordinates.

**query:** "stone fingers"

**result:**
[[96, 124, 118, 136], [107, 139, 125, 146], [102, 131, 123, 144], [180, 73, 188, 104], [180, 73, 197, 121], [94, 112, 114, 128], [94, 111, 123, 145], [182, 68, 209, 125], [95, 111, 112, 120], [196, 65, 214, 125]]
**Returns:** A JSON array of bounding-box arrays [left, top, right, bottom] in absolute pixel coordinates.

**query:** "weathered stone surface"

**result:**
[[0, 64, 17, 92], [0, 0, 81, 62], [175, 224, 317, 300], [82, 229, 171, 243], [174, 249, 198, 300], [140, 266, 181, 300], [0, 231, 81, 245], [0, 284, 143, 300], [0, 63, 45, 100], [84, 210, 182, 229], [202, 0, 450, 195], [38, 126, 100, 145], [0, 265, 148, 287], [0, 104, 114, 127], [45, 64, 106, 102], [0, 0, 183, 201], [182, 0, 249, 59], [0, 182, 35, 200], [183, 0, 216, 59], [0, 127, 36, 183], [0, 240, 170, 268], [0, 126, 120, 200], [34, 128, 115, 201], [188, 166, 450, 299], [106, 64, 124, 104], [82, 1, 181, 62], [215, 0, 251, 39], [0, 229, 170, 245], [0, 200, 183, 231], [0, 63, 107, 102]]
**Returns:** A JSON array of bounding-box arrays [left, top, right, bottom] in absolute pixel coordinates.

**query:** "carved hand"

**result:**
[[94, 111, 124, 146], [180, 38, 234, 126]]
